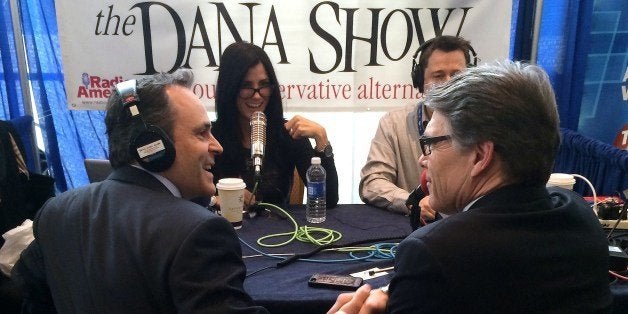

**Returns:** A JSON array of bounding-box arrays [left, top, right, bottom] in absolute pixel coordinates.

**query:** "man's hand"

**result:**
[[243, 189, 256, 207], [327, 284, 388, 314], [419, 196, 436, 221]]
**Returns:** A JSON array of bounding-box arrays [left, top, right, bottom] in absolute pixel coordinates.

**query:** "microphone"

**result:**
[[250, 111, 266, 178], [420, 171, 428, 195], [407, 171, 432, 230]]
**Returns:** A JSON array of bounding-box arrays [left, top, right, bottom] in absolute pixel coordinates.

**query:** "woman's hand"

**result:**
[[284, 115, 329, 150]]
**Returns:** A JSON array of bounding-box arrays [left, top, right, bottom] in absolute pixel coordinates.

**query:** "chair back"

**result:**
[[84, 159, 113, 183], [7, 115, 38, 172], [289, 168, 305, 204]]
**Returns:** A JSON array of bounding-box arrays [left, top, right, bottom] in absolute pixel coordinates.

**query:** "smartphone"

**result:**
[[308, 273, 363, 290]]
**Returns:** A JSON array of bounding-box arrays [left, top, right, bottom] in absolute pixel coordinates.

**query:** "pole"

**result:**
[[10, 0, 41, 173], [530, 0, 544, 64]]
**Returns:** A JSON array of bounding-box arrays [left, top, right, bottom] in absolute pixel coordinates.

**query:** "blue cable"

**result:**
[[239, 202, 401, 264]]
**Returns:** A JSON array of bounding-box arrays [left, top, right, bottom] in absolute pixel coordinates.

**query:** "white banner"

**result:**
[[56, 0, 512, 110]]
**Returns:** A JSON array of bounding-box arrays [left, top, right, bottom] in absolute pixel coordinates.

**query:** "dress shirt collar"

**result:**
[[461, 195, 483, 212], [130, 164, 182, 198]]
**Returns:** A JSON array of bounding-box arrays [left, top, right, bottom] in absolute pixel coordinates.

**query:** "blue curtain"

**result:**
[[0, 0, 24, 119], [0, 0, 109, 192], [536, 0, 593, 131], [510, 0, 534, 61], [555, 128, 628, 196]]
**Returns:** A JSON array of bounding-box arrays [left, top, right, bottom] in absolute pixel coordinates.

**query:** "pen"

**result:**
[[368, 266, 394, 276]]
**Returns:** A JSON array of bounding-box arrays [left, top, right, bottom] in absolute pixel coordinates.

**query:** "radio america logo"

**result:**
[[614, 67, 627, 150], [76, 73, 125, 99]]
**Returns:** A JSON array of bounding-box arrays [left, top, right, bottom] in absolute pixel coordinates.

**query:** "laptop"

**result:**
[[83, 159, 113, 183]]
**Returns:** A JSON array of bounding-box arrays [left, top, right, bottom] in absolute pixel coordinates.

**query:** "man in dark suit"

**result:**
[[11, 69, 268, 313], [329, 61, 612, 313]]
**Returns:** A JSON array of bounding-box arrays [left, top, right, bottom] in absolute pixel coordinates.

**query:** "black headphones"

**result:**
[[411, 36, 478, 93], [115, 80, 176, 172]]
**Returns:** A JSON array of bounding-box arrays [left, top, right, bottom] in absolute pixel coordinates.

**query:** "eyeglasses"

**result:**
[[419, 135, 451, 156], [239, 85, 274, 99]]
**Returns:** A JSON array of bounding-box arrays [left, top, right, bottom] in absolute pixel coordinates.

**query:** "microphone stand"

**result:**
[[247, 166, 263, 218]]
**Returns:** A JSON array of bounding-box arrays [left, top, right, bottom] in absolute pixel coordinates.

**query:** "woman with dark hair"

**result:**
[[212, 42, 338, 208]]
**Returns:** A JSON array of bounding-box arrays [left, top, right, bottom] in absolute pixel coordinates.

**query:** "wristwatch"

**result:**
[[316, 142, 334, 158]]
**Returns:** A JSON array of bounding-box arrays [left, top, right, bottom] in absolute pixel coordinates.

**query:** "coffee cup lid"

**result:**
[[216, 178, 246, 190], [547, 173, 576, 184]]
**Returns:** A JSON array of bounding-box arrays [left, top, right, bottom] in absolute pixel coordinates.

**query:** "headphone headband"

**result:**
[[116, 79, 142, 118]]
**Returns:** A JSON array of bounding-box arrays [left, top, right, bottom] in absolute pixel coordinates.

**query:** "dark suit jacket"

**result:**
[[388, 184, 612, 313], [12, 166, 267, 313]]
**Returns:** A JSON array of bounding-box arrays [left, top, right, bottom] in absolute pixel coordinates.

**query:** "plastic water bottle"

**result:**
[[306, 157, 326, 223]]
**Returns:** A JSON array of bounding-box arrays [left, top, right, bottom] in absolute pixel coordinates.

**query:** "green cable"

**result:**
[[255, 202, 342, 248], [296, 226, 342, 245], [256, 202, 298, 247]]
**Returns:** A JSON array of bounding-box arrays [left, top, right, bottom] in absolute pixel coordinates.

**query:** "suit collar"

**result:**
[[469, 184, 551, 213], [108, 165, 174, 196]]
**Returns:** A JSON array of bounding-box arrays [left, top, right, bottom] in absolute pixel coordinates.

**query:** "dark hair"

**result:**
[[105, 69, 194, 168], [427, 60, 560, 186], [412, 35, 475, 92], [214, 42, 286, 170]]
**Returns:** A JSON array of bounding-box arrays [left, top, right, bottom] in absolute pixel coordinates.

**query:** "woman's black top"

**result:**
[[212, 123, 339, 207]]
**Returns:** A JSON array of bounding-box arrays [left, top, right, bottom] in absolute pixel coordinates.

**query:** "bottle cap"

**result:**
[[311, 157, 321, 165]]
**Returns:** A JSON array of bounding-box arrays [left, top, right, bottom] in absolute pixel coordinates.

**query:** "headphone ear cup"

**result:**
[[468, 44, 478, 67], [411, 59, 424, 92], [130, 125, 176, 172], [415, 63, 425, 93], [411, 39, 435, 94], [411, 60, 418, 89]]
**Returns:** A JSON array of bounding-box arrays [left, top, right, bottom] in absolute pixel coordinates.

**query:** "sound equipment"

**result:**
[[407, 171, 429, 230], [250, 111, 267, 178], [115, 80, 175, 172]]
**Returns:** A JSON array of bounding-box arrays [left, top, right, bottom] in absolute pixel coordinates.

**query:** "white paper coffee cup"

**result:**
[[216, 178, 246, 229], [546, 173, 576, 190]]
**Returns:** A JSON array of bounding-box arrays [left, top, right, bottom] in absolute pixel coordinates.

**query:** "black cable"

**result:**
[[245, 181, 260, 218], [275, 234, 408, 268], [607, 197, 628, 240], [246, 265, 277, 278], [608, 276, 618, 286]]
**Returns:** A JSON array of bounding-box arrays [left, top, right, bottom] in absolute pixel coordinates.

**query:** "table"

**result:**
[[237, 204, 628, 314], [237, 204, 411, 314]]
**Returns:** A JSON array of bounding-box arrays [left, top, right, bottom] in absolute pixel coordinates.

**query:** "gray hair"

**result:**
[[426, 60, 560, 186], [105, 69, 194, 168]]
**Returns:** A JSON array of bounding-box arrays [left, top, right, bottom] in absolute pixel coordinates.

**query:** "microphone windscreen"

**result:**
[[420, 171, 429, 195], [250, 111, 266, 158]]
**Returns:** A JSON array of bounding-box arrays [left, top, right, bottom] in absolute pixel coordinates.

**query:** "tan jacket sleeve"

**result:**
[[359, 105, 424, 214]]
